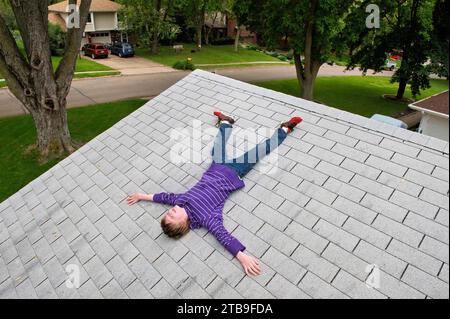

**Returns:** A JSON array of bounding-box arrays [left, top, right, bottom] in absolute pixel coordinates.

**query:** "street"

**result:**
[[0, 64, 394, 118]]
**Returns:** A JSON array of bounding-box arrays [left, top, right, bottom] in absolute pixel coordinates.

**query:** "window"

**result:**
[[87, 13, 93, 23], [92, 32, 110, 38]]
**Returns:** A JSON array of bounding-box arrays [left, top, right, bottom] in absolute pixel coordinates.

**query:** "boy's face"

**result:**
[[165, 205, 188, 225]]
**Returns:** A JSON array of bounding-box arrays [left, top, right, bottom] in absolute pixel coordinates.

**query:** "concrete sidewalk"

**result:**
[[0, 64, 394, 118]]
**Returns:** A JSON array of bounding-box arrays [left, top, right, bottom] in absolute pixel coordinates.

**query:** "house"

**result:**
[[48, 0, 129, 46], [203, 12, 257, 44], [226, 19, 258, 44], [409, 91, 449, 142], [0, 70, 448, 299]]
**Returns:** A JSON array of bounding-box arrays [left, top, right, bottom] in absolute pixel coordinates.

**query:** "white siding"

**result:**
[[94, 12, 117, 31], [420, 113, 449, 141]]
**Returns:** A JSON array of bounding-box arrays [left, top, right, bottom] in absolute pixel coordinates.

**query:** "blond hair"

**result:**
[[161, 216, 190, 239]]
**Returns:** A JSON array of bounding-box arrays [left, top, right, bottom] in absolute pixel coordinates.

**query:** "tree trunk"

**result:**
[[0, 0, 91, 160], [196, 26, 202, 50], [234, 24, 241, 52], [293, 0, 320, 101], [151, 0, 162, 54], [396, 78, 408, 99], [204, 25, 210, 45], [151, 37, 159, 54], [29, 99, 78, 158]]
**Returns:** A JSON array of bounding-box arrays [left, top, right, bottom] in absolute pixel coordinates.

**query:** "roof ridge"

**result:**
[[191, 69, 449, 156]]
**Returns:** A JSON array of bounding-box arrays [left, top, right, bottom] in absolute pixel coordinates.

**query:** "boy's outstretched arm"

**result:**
[[206, 216, 261, 276], [127, 192, 181, 206], [127, 193, 154, 205]]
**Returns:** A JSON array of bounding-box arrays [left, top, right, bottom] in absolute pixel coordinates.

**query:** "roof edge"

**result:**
[[409, 104, 450, 119], [408, 89, 449, 118], [191, 69, 449, 155]]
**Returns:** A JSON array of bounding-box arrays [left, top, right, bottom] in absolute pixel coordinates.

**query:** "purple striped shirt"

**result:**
[[153, 163, 246, 257]]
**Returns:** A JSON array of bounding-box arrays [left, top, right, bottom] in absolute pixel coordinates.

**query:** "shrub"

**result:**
[[173, 60, 195, 70], [48, 23, 66, 56], [246, 44, 260, 51], [266, 51, 279, 57], [277, 55, 288, 61]]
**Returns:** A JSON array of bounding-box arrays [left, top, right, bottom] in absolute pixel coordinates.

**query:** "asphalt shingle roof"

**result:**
[[48, 0, 121, 13], [0, 69, 448, 299]]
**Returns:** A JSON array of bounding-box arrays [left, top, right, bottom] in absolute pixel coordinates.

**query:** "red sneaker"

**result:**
[[214, 111, 236, 126], [281, 117, 303, 133]]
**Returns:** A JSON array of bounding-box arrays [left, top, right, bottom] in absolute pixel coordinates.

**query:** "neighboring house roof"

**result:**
[[0, 69, 448, 299], [409, 91, 449, 118], [48, 12, 67, 31], [48, 0, 121, 13]]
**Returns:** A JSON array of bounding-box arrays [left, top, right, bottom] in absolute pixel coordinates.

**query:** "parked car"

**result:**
[[83, 43, 109, 59], [383, 59, 397, 71], [389, 50, 403, 61], [111, 42, 135, 58]]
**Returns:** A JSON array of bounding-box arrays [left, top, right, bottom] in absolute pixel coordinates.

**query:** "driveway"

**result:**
[[83, 54, 176, 75]]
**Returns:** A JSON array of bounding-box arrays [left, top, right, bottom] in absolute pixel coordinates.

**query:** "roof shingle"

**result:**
[[0, 69, 448, 299]]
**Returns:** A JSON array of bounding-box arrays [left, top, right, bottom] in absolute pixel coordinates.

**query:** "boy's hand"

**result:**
[[236, 251, 261, 276], [126, 193, 153, 205]]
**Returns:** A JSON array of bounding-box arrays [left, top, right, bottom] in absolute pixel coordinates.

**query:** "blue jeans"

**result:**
[[211, 123, 287, 178]]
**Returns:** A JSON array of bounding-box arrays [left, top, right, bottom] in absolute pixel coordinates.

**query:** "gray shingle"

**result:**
[[354, 240, 407, 278], [105, 255, 136, 289], [387, 239, 441, 276], [205, 251, 245, 288], [266, 273, 311, 298], [261, 247, 307, 284], [402, 265, 449, 299], [306, 199, 348, 227], [291, 245, 339, 283], [299, 271, 349, 299], [313, 220, 359, 252], [332, 196, 377, 225], [331, 270, 387, 299], [419, 236, 449, 264], [205, 275, 243, 299], [257, 223, 298, 256], [285, 221, 329, 255], [360, 194, 407, 222], [377, 172, 423, 197], [323, 178, 365, 203], [235, 277, 274, 298], [403, 213, 448, 245]]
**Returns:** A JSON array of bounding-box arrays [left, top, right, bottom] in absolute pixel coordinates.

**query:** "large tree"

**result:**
[[118, 0, 180, 54], [0, 0, 91, 159], [428, 0, 449, 79], [176, 0, 222, 50], [348, 0, 439, 100], [239, 0, 354, 101], [231, 0, 250, 52]]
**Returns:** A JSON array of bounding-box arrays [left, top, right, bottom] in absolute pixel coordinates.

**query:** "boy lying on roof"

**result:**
[[127, 111, 303, 276]]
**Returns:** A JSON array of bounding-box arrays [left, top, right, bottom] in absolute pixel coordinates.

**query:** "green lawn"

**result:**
[[52, 56, 114, 72], [74, 71, 121, 79], [136, 44, 282, 67], [1, 56, 115, 88], [0, 99, 148, 203], [255, 76, 449, 118]]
